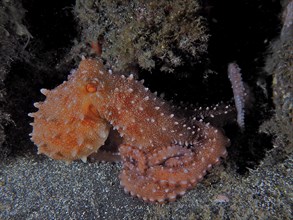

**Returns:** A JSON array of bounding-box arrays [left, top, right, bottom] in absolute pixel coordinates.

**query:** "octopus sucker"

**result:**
[[119, 170, 187, 204], [120, 144, 147, 174], [30, 58, 230, 203], [147, 145, 194, 167]]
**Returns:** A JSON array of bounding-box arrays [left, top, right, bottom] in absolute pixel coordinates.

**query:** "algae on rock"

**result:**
[[261, 0, 293, 157], [0, 0, 31, 158], [75, 0, 208, 72]]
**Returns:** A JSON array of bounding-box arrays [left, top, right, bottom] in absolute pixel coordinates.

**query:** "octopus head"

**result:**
[[29, 58, 111, 163]]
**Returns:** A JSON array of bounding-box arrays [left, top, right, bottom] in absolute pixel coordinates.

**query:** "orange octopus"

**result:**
[[29, 58, 229, 203]]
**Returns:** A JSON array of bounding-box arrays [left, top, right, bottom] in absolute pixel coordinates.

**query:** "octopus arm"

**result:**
[[119, 124, 228, 203]]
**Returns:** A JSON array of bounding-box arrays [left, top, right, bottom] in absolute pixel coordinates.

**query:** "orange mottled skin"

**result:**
[[30, 61, 110, 162], [30, 58, 229, 203]]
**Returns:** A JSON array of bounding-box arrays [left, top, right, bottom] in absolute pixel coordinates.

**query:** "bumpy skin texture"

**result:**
[[30, 62, 110, 162], [30, 59, 229, 202], [119, 124, 228, 203]]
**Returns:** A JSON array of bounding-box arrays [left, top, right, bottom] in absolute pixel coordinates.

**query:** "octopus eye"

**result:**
[[86, 83, 97, 93]]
